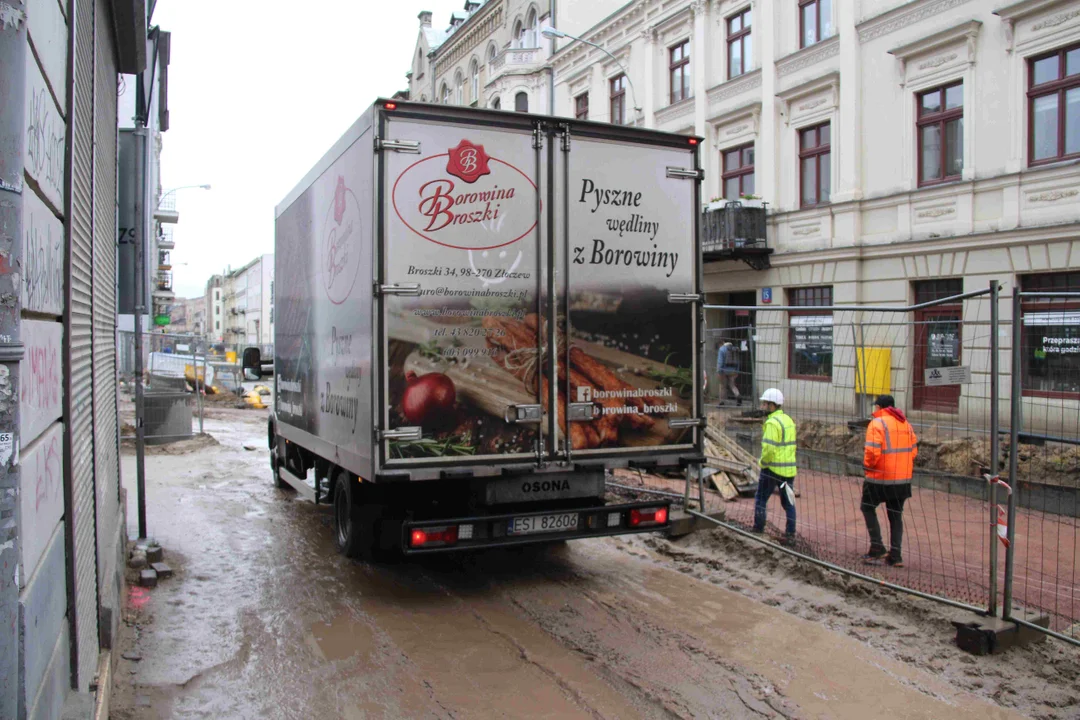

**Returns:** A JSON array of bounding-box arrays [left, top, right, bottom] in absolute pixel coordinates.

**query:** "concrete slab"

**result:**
[[139, 569, 158, 588], [29, 624, 70, 720], [952, 611, 1050, 655]]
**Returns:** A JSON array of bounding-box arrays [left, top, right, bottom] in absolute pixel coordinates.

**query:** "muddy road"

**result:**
[[110, 409, 1063, 719]]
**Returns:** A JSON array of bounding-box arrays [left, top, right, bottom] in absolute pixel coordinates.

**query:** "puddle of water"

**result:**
[[308, 612, 376, 663]]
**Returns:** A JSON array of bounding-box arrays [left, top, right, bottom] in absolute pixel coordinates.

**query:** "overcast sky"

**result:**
[[153, 0, 466, 298]]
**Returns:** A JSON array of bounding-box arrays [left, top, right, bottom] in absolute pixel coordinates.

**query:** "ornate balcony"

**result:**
[[701, 201, 773, 271]]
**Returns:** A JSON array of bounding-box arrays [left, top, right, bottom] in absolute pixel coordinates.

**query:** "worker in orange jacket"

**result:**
[[861, 394, 918, 568]]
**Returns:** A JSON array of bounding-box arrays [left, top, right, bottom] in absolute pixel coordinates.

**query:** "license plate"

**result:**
[[508, 512, 579, 536]]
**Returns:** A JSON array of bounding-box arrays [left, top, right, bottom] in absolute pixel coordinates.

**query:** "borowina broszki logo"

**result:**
[[392, 139, 538, 251], [323, 176, 363, 304]]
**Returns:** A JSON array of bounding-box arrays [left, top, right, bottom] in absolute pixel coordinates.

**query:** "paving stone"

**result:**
[[150, 562, 173, 579], [122, 652, 142, 662], [139, 569, 158, 588], [146, 546, 164, 563]]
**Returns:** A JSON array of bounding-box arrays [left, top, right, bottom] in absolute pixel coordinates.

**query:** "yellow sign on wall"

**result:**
[[856, 348, 892, 396]]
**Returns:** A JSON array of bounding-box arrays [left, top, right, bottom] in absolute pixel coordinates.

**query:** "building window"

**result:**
[[727, 8, 752, 79], [610, 74, 627, 125], [799, 122, 831, 207], [491, 96, 501, 110], [1028, 43, 1080, 165], [575, 93, 589, 120], [215, 321, 220, 331], [470, 59, 479, 103], [799, 0, 832, 49], [1021, 272, 1080, 398], [669, 40, 690, 104], [515, 91, 529, 113], [917, 82, 963, 185], [721, 143, 755, 199], [488, 44, 498, 66], [525, 9, 538, 47], [215, 306, 220, 316], [455, 72, 465, 105], [788, 286, 833, 381], [513, 20, 524, 48], [441, 83, 451, 104]]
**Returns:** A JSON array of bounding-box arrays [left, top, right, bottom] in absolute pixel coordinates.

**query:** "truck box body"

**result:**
[[270, 100, 702, 552]]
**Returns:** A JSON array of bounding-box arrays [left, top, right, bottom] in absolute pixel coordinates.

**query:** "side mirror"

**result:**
[[241, 347, 262, 380]]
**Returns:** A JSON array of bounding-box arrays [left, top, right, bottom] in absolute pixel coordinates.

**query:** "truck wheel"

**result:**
[[332, 470, 370, 559], [268, 422, 288, 489]]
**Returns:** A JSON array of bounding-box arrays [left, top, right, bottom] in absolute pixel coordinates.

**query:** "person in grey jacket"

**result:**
[[716, 341, 741, 406]]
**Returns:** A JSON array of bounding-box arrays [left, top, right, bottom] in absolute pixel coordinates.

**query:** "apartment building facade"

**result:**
[[204, 275, 224, 343], [406, 0, 627, 115], [221, 254, 274, 348], [407, 0, 1080, 433]]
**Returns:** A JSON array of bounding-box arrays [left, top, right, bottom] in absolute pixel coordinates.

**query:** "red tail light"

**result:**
[[688, 138, 699, 145], [409, 525, 459, 548], [385, 101, 398, 110], [629, 507, 668, 527]]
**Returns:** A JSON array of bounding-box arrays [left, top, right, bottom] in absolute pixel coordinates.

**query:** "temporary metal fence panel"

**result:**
[[1005, 289, 1080, 645], [119, 332, 210, 443], [699, 287, 1001, 616]]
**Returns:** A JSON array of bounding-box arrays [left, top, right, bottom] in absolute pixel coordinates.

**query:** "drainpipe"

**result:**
[[0, 5, 27, 716], [549, 0, 556, 113]]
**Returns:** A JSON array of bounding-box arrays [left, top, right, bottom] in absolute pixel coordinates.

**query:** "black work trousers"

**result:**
[[860, 481, 912, 560]]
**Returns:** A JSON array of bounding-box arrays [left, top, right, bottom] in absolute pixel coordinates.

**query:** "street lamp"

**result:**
[[542, 26, 642, 121], [158, 183, 211, 208]]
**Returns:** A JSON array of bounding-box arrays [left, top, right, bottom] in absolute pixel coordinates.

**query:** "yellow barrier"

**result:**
[[856, 348, 891, 396]]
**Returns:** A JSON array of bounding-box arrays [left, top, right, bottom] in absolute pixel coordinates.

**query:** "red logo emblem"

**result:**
[[446, 140, 491, 184]]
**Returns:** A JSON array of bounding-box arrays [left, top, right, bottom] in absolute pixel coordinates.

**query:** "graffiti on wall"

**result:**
[[17, 423, 64, 585], [23, 190, 65, 316], [24, 53, 65, 211], [20, 320, 63, 445]]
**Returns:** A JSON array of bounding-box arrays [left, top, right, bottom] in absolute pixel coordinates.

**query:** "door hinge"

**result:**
[[666, 167, 704, 180], [375, 137, 421, 154], [668, 417, 707, 429], [375, 282, 422, 297], [668, 292, 703, 304], [379, 426, 422, 442]]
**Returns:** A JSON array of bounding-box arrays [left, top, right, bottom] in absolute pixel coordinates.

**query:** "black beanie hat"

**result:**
[[874, 394, 895, 409]]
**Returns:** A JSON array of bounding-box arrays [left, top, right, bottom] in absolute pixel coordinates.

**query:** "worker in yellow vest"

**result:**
[[753, 388, 797, 542]]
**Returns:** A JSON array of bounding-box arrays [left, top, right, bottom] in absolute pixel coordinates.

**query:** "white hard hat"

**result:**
[[760, 388, 784, 405]]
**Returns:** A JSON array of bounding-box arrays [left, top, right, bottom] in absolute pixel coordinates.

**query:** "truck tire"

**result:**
[[268, 421, 289, 489], [333, 470, 371, 559]]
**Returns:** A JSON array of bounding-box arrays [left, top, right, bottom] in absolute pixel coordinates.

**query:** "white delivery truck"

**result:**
[[250, 99, 705, 557]]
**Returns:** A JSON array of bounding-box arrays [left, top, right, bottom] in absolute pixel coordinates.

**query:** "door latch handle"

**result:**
[[505, 404, 542, 424]]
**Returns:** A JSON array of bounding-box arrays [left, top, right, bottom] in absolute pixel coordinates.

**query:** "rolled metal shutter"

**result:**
[[69, 0, 100, 690], [93, 0, 121, 634]]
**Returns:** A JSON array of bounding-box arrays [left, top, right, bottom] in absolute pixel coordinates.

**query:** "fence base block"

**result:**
[[666, 509, 726, 538], [952, 612, 1049, 655]]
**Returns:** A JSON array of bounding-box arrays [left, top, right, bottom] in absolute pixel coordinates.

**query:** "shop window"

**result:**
[[1021, 272, 1080, 398], [788, 286, 833, 381]]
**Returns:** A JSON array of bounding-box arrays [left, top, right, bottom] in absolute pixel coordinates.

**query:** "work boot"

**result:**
[[862, 548, 887, 562], [885, 555, 905, 568]]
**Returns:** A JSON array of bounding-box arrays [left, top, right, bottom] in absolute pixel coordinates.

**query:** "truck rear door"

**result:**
[[553, 128, 701, 464], [378, 109, 550, 469]]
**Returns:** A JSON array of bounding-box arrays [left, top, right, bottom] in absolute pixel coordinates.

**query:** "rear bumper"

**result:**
[[402, 500, 671, 555]]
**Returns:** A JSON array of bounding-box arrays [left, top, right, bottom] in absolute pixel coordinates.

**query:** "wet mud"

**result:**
[[110, 409, 1062, 719]]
